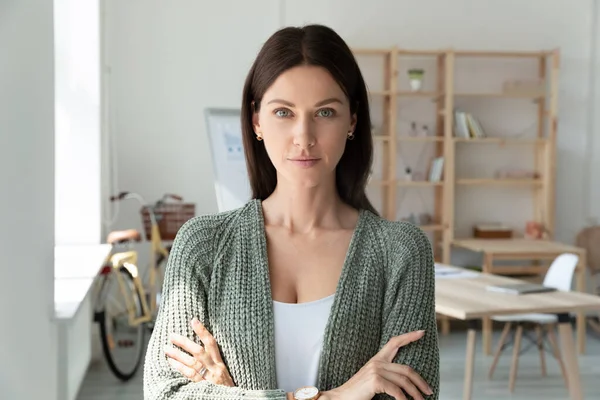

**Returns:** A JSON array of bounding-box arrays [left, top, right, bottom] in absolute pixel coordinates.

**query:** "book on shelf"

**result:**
[[429, 157, 444, 182], [454, 110, 486, 139]]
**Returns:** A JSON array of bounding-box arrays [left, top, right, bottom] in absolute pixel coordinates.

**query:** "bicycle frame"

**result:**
[[106, 250, 153, 326], [100, 192, 174, 328]]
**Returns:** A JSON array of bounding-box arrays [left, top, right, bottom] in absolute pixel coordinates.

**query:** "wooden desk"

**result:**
[[452, 238, 588, 355], [435, 266, 600, 400]]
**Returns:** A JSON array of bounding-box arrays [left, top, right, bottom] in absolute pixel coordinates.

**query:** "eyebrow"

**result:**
[[266, 97, 344, 107]]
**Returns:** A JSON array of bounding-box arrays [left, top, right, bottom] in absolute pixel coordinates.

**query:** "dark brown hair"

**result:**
[[241, 24, 378, 215]]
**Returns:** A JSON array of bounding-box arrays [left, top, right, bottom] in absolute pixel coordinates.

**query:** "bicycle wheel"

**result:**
[[95, 266, 146, 381]]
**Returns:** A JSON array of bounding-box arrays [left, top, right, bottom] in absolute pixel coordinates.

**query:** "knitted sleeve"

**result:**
[[143, 216, 287, 400], [375, 222, 440, 400]]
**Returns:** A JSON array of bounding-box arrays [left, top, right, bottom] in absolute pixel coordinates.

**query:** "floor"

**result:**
[[77, 329, 600, 400]]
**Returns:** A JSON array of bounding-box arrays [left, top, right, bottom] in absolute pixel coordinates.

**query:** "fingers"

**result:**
[[378, 369, 425, 400], [376, 375, 408, 400], [167, 357, 203, 382], [375, 330, 425, 362], [191, 318, 224, 365], [164, 343, 199, 370], [169, 332, 216, 369], [383, 364, 433, 396]]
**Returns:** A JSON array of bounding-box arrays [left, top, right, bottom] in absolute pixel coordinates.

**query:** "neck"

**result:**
[[262, 175, 351, 233]]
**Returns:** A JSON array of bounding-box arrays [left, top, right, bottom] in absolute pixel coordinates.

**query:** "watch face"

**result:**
[[294, 386, 319, 399]]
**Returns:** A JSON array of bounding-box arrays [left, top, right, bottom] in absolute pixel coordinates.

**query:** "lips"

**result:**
[[288, 157, 321, 168]]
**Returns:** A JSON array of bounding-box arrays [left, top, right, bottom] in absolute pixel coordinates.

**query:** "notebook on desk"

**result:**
[[485, 283, 557, 295]]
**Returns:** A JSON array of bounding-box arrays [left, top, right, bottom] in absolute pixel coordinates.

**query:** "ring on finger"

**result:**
[[198, 366, 208, 379]]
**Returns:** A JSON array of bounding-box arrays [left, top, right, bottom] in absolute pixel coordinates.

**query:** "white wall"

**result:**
[[0, 1, 57, 399], [101, 0, 281, 240], [103, 0, 600, 246], [589, 0, 600, 220]]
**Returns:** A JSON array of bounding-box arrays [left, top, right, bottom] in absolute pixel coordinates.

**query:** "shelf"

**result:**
[[397, 49, 446, 56], [454, 92, 545, 99], [398, 136, 445, 142], [352, 46, 559, 271], [454, 137, 548, 145], [397, 91, 444, 98], [454, 50, 552, 58], [456, 179, 543, 186], [397, 181, 444, 187]]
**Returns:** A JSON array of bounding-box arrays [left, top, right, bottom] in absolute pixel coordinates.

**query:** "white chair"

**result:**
[[487, 253, 579, 392]]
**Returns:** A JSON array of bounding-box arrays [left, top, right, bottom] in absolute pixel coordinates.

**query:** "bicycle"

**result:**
[[93, 192, 195, 381]]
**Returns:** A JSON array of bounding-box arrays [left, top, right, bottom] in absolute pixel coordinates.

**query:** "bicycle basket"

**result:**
[[141, 202, 196, 241]]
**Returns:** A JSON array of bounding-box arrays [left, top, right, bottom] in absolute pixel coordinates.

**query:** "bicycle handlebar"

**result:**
[[109, 192, 185, 212], [164, 193, 183, 201], [110, 191, 130, 201]]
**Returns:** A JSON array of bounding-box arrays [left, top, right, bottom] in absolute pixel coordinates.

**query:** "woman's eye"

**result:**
[[316, 108, 335, 118], [275, 109, 291, 118]]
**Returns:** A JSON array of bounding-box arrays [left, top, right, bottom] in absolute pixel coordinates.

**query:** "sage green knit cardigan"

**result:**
[[143, 199, 439, 399]]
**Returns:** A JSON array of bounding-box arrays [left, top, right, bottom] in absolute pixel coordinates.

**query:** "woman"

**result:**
[[144, 24, 439, 400]]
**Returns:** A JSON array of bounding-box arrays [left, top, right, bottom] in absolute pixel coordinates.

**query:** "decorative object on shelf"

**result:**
[[404, 167, 413, 181], [502, 79, 545, 97], [494, 169, 539, 179], [408, 68, 425, 91], [402, 213, 433, 226], [418, 213, 433, 225], [473, 223, 513, 239], [421, 124, 430, 137], [525, 221, 547, 239], [409, 121, 418, 137], [412, 171, 425, 181], [403, 213, 419, 225]]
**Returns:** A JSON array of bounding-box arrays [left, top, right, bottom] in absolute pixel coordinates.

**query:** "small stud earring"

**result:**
[[256, 135, 263, 141], [347, 131, 355, 140]]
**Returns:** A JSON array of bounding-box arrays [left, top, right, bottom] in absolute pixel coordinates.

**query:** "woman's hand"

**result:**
[[164, 318, 235, 387], [320, 330, 433, 400]]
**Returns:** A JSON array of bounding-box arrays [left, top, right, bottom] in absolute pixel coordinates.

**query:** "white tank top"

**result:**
[[272, 294, 335, 393]]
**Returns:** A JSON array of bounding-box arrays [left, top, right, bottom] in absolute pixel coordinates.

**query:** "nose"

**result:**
[[292, 115, 316, 149]]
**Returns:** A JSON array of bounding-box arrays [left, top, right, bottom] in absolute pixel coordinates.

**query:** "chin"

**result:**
[[285, 170, 332, 189]]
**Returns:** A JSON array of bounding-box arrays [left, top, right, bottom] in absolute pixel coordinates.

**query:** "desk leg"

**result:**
[[557, 314, 583, 400], [463, 321, 477, 400], [483, 253, 493, 355], [576, 253, 587, 355]]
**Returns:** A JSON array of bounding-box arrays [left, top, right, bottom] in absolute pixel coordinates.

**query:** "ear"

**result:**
[[252, 102, 261, 133], [350, 113, 357, 132]]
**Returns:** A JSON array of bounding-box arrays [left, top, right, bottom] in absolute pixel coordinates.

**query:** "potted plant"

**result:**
[[408, 68, 425, 91]]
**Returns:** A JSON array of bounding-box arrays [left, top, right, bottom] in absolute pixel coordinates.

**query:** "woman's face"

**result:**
[[252, 65, 356, 189]]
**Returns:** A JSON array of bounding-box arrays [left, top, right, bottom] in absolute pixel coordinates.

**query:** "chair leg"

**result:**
[[488, 322, 512, 379], [535, 324, 547, 376], [547, 324, 568, 388], [509, 324, 523, 393]]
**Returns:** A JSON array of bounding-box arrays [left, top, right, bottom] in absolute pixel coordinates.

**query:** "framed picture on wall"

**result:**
[[204, 107, 251, 212]]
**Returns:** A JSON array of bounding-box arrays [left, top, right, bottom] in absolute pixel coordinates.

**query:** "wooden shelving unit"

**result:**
[[353, 47, 560, 265]]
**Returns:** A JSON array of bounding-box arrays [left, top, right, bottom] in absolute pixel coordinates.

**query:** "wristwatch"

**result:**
[[293, 386, 321, 400]]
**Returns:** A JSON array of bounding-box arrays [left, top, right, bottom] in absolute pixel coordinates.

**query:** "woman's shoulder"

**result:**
[[363, 210, 431, 250], [360, 211, 434, 277], [171, 199, 258, 257]]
